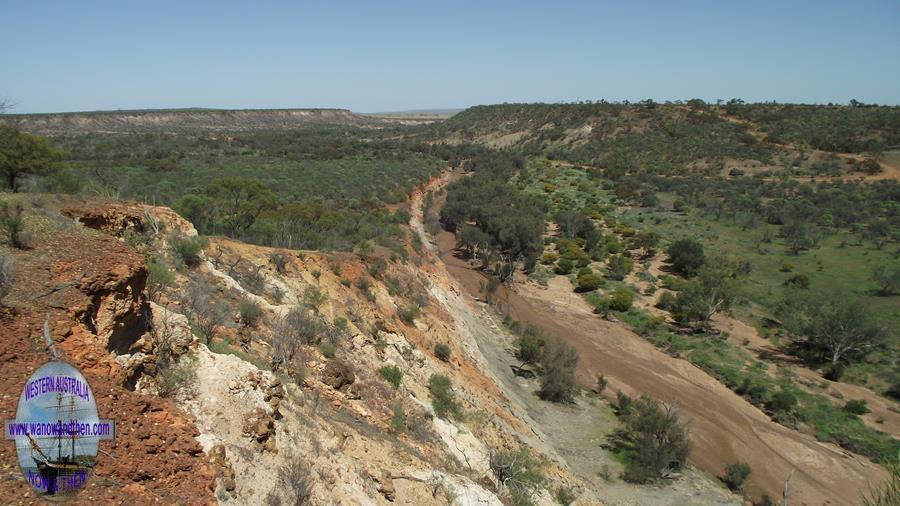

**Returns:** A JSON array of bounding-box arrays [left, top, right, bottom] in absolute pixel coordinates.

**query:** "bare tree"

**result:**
[[269, 306, 324, 371], [181, 280, 228, 344], [0, 98, 13, 114], [489, 447, 544, 501]]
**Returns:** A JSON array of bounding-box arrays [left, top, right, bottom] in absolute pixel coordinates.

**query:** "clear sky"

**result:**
[[1, 0, 898, 113]]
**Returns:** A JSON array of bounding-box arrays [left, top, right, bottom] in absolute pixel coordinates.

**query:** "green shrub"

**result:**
[[555, 486, 577, 506], [269, 250, 289, 273], [659, 275, 686, 291], [367, 256, 387, 278], [607, 254, 634, 280], [156, 355, 198, 397], [767, 390, 798, 414], [516, 325, 546, 367], [615, 391, 632, 415], [318, 341, 336, 358], [655, 290, 677, 311], [428, 374, 462, 420], [379, 365, 403, 389], [302, 285, 326, 309], [171, 235, 206, 267], [238, 298, 263, 327], [434, 343, 451, 362], [666, 239, 705, 277], [723, 462, 752, 491], [539, 339, 579, 403], [489, 448, 545, 504], [146, 258, 174, 302], [844, 399, 870, 415], [784, 273, 810, 289], [390, 404, 406, 433], [1, 203, 31, 250], [620, 396, 691, 483], [555, 258, 574, 275], [575, 272, 604, 292], [824, 362, 845, 381], [609, 288, 634, 311], [886, 382, 900, 401], [398, 304, 421, 324]]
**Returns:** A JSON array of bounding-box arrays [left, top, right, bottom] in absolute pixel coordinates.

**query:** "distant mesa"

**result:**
[[0, 107, 443, 135]]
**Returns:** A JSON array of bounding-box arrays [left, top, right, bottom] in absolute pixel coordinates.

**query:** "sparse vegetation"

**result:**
[[723, 462, 752, 491], [844, 399, 871, 416], [0, 253, 12, 304], [170, 235, 206, 268], [1, 202, 31, 249], [397, 304, 421, 324], [615, 395, 691, 483], [378, 365, 403, 389], [146, 257, 174, 302], [434, 343, 451, 362], [156, 354, 198, 397], [489, 447, 545, 504], [608, 288, 634, 312], [428, 374, 463, 420], [538, 339, 579, 403], [238, 298, 263, 328]]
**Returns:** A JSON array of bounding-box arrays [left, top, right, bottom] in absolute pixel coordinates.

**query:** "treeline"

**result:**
[[727, 102, 900, 153], [440, 102, 900, 175], [440, 148, 547, 275], [23, 128, 447, 252], [644, 174, 900, 248]]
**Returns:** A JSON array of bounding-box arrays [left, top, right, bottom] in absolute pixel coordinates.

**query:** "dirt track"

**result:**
[[433, 225, 887, 505]]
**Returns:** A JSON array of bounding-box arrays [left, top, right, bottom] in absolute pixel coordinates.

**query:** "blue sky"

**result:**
[[1, 0, 898, 113]]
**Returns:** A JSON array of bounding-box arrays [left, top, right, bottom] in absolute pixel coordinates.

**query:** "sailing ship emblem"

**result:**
[[5, 360, 115, 500]]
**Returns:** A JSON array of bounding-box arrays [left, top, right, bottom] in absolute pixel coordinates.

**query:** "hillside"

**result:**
[[0, 108, 438, 135], [1, 103, 897, 504], [436, 102, 900, 178]]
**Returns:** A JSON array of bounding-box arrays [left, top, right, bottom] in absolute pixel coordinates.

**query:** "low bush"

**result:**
[[609, 288, 634, 311], [575, 272, 604, 292], [171, 235, 206, 267], [269, 250, 289, 273], [0, 253, 13, 304], [767, 390, 798, 414], [390, 404, 406, 433], [398, 304, 421, 324], [844, 399, 870, 415], [607, 254, 634, 280], [318, 341, 336, 358], [555, 258, 574, 275], [1, 203, 32, 250], [489, 447, 545, 504], [379, 365, 403, 389], [428, 374, 462, 420], [434, 343, 451, 362], [146, 258, 174, 302], [655, 290, 676, 311], [539, 339, 579, 403], [723, 462, 752, 491], [156, 355, 198, 397], [619, 396, 691, 483], [238, 298, 263, 328]]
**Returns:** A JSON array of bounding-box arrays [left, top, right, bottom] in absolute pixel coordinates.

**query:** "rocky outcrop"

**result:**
[[0, 197, 215, 504]]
